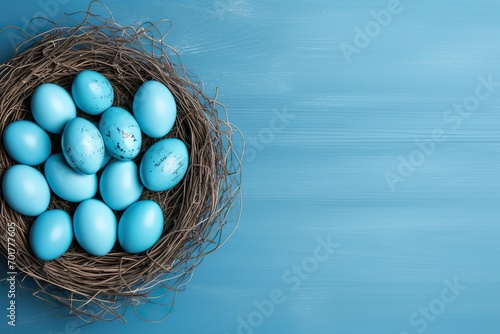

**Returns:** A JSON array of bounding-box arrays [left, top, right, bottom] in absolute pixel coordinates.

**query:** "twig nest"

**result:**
[[0, 4, 242, 322]]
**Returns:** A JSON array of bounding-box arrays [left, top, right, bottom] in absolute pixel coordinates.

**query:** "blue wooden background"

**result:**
[[2, 0, 500, 333]]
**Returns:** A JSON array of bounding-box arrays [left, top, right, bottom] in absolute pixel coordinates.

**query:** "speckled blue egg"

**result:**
[[61, 117, 105, 175], [100, 160, 143, 211], [118, 200, 164, 254], [31, 83, 76, 134], [139, 138, 189, 192], [2, 165, 50, 216], [133, 80, 176, 138], [73, 199, 117, 256], [3, 120, 51, 165], [29, 210, 73, 261], [72, 70, 114, 115], [44, 153, 97, 202], [99, 107, 142, 160]]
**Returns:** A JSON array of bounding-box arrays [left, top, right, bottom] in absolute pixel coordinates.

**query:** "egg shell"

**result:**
[[2, 165, 50, 216], [44, 153, 98, 202], [100, 160, 143, 211], [92, 121, 113, 170], [31, 83, 76, 134], [99, 107, 142, 160], [61, 117, 105, 175], [118, 200, 164, 254], [133, 80, 176, 138], [29, 210, 73, 261], [100, 149, 113, 171], [73, 199, 117, 256], [3, 120, 51, 165], [139, 138, 189, 191], [72, 70, 114, 115]]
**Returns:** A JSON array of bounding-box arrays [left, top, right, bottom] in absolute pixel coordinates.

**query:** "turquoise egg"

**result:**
[[99, 107, 142, 160], [72, 70, 114, 115], [2, 165, 50, 216], [100, 149, 113, 171], [139, 138, 189, 191], [118, 200, 164, 254], [29, 210, 73, 261], [73, 199, 117, 256], [44, 153, 97, 202], [100, 160, 143, 211], [31, 83, 76, 134], [133, 80, 176, 138], [61, 117, 105, 175], [2, 120, 51, 165]]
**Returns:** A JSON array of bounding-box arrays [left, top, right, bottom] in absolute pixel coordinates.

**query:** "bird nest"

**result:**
[[0, 2, 242, 322]]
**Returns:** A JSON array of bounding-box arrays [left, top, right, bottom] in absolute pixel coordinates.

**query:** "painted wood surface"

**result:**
[[1, 1, 500, 333]]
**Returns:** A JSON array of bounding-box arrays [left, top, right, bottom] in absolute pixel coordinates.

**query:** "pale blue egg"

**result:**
[[72, 70, 114, 115], [29, 210, 73, 261], [92, 121, 113, 170], [31, 83, 76, 134], [44, 154, 97, 202], [133, 80, 176, 138], [118, 200, 164, 254], [73, 199, 117, 256], [61, 117, 105, 175], [3, 120, 51, 165], [139, 138, 189, 191], [100, 160, 143, 211], [2, 165, 50, 216], [99, 107, 142, 160]]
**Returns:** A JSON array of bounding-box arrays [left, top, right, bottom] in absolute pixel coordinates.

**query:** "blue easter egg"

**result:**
[[2, 164, 50, 216], [31, 83, 76, 134], [118, 200, 164, 254], [139, 138, 189, 192], [73, 199, 117, 256], [100, 160, 143, 211], [72, 70, 114, 115], [133, 80, 176, 138], [61, 117, 105, 175], [99, 107, 142, 160]]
